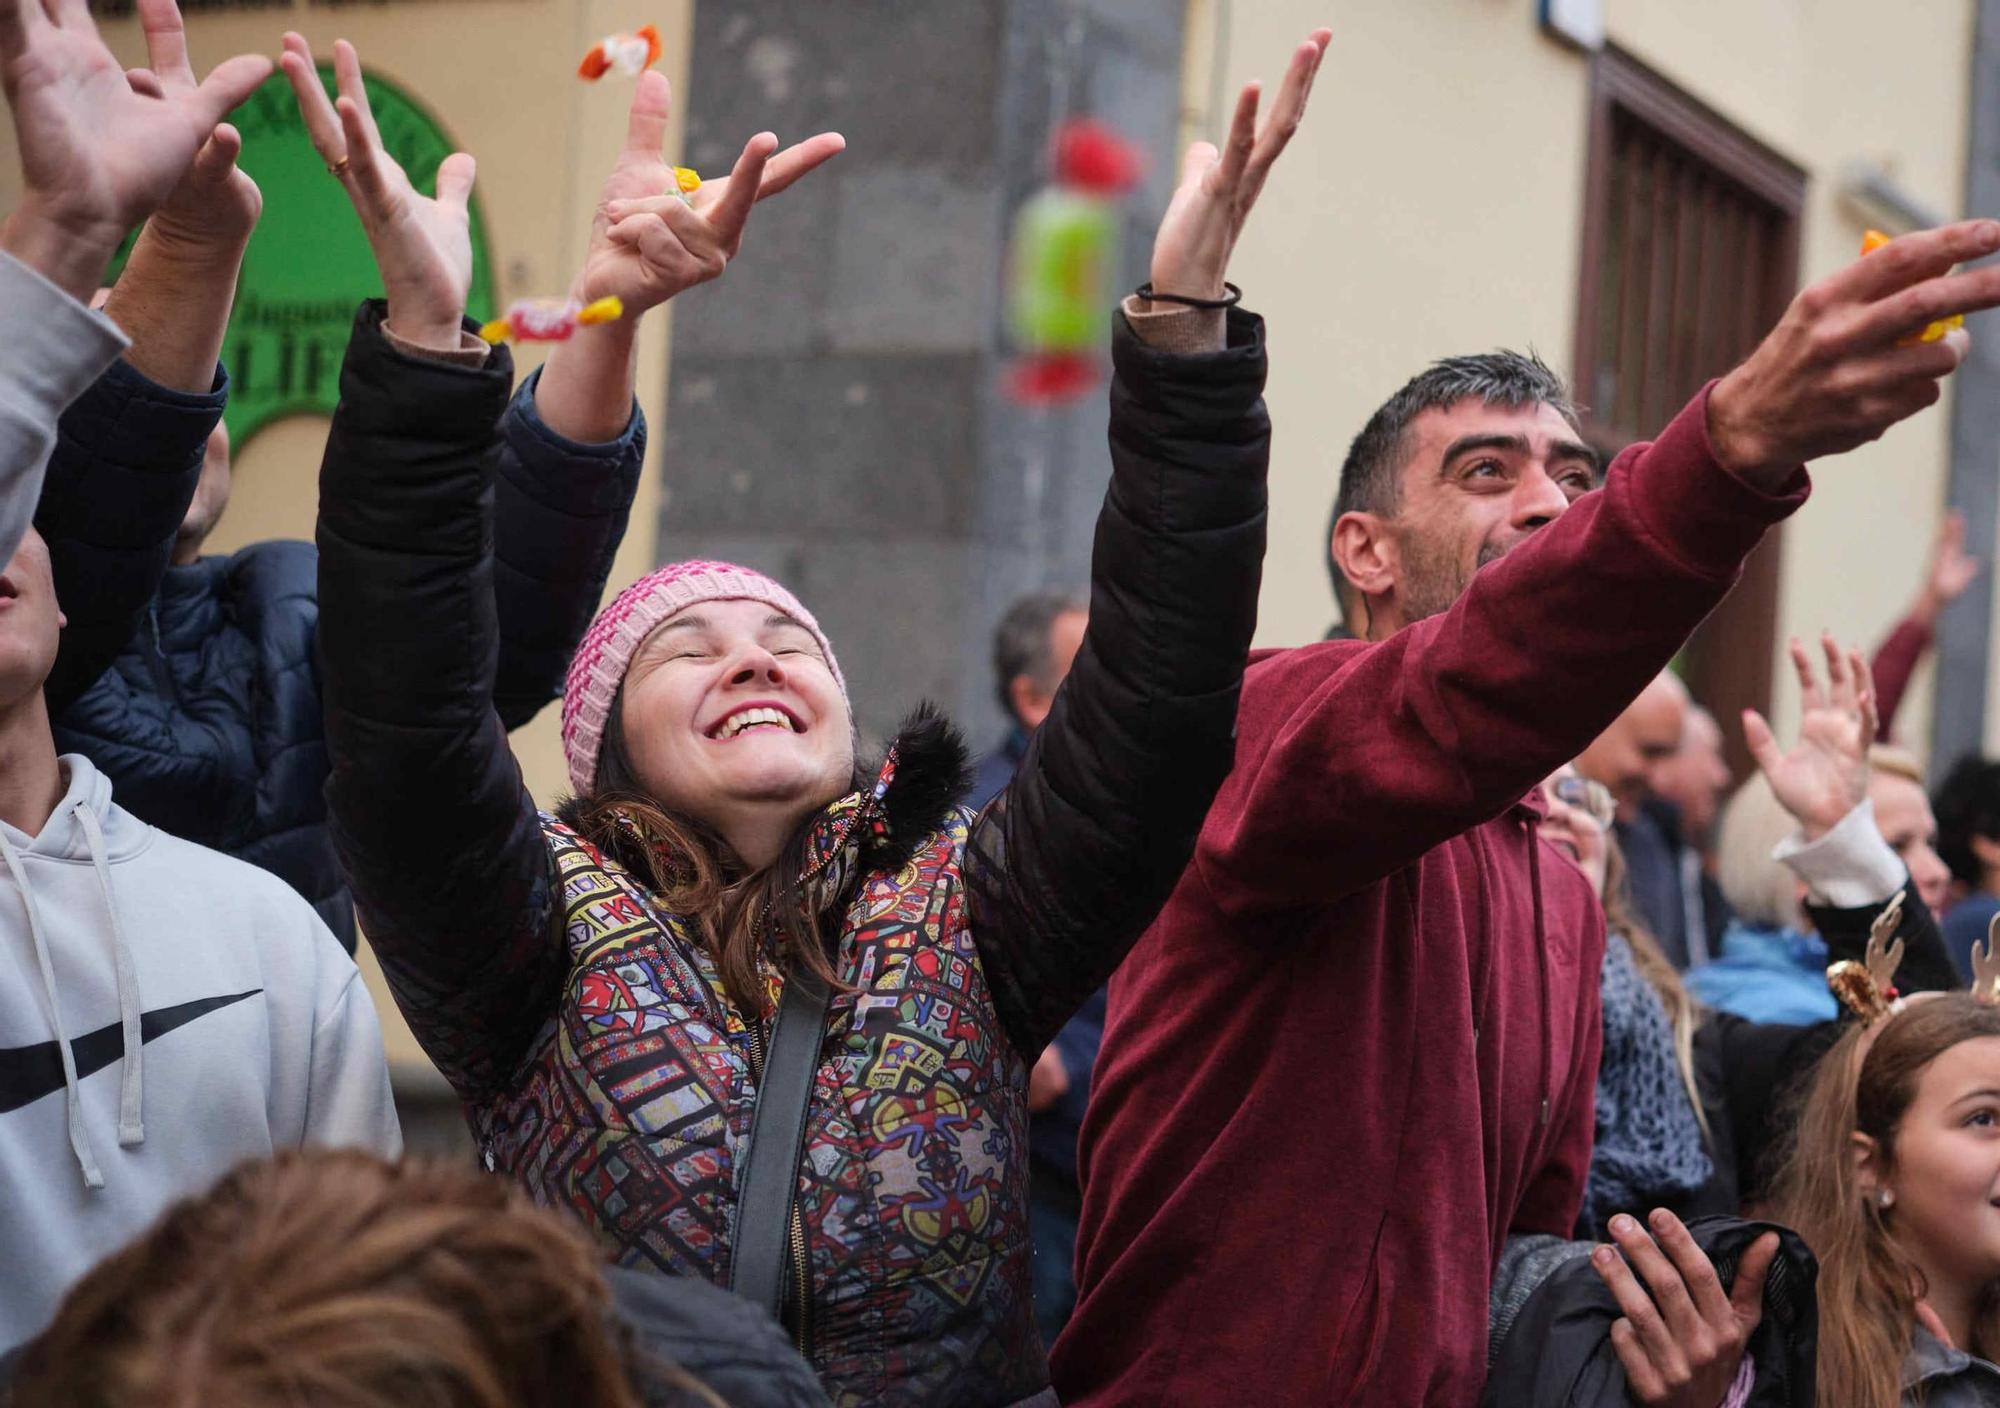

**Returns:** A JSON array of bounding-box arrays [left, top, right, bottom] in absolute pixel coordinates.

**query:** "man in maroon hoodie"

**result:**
[[1051, 222, 2000, 1407]]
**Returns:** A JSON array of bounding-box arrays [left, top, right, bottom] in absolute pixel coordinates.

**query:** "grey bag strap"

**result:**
[[729, 970, 832, 1324]]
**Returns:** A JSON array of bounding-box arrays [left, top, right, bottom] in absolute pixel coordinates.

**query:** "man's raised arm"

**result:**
[[1197, 220, 2000, 916]]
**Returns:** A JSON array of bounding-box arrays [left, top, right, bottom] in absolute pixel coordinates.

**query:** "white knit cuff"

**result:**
[[1773, 798, 1905, 909]]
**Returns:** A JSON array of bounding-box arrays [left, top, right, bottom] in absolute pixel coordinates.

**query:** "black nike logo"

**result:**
[[0, 990, 262, 1113]]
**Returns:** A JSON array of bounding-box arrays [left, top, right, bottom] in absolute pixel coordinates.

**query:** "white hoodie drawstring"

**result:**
[[0, 826, 103, 1189], [73, 802, 142, 1149]]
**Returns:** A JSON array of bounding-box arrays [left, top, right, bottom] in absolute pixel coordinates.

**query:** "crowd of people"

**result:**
[[13, 2, 2000, 1405]]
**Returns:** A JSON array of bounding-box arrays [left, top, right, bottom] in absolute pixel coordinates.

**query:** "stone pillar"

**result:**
[[659, 0, 1189, 748], [1934, 0, 2000, 763]]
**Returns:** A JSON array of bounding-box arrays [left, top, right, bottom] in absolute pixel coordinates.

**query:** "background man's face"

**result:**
[[1651, 706, 1732, 842], [1012, 608, 1087, 732], [176, 420, 234, 561], [1576, 676, 1688, 822], [0, 529, 64, 712], [1386, 400, 1596, 624]]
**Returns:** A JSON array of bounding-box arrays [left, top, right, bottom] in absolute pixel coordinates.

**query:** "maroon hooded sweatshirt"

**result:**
[[1050, 387, 1807, 1407]]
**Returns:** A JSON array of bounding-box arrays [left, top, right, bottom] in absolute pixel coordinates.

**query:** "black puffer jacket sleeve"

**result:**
[[1709, 880, 1955, 1201], [964, 307, 1268, 1059], [37, 359, 222, 712], [1809, 881, 1956, 996], [490, 366, 644, 730], [318, 303, 564, 1102]]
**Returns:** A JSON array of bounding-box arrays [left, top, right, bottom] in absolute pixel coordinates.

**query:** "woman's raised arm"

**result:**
[[965, 31, 1329, 1059], [285, 37, 564, 1099]]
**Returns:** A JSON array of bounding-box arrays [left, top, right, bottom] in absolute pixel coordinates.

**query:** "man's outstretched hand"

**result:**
[[0, 0, 270, 301], [1708, 220, 2000, 491]]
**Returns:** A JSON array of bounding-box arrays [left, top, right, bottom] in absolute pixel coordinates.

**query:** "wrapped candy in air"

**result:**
[[479, 296, 625, 345], [579, 24, 663, 80], [1861, 229, 1965, 344], [1006, 119, 1144, 403]]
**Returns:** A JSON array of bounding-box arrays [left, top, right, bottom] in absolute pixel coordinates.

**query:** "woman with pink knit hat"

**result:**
[[304, 27, 1329, 1408]]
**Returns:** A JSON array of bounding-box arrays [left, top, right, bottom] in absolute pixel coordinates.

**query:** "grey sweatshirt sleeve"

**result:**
[[304, 962, 404, 1157], [0, 252, 129, 567]]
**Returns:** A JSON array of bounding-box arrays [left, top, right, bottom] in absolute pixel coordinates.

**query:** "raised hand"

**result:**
[[1913, 509, 1981, 626], [578, 70, 845, 314], [1708, 220, 2000, 490], [1147, 27, 1330, 300], [532, 71, 843, 442], [278, 34, 474, 351], [123, 0, 261, 259], [0, 0, 270, 300], [1593, 1211, 1777, 1408], [1743, 633, 1876, 842]]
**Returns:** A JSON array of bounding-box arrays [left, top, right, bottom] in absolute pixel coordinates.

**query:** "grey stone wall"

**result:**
[[660, 0, 1189, 751], [1935, 0, 2000, 765]]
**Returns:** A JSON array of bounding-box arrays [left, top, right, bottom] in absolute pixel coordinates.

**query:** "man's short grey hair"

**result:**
[[991, 588, 1087, 724], [1329, 349, 1584, 537]]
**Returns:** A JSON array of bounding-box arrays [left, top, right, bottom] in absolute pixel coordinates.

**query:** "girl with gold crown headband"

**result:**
[[1773, 981, 2000, 1406], [1492, 640, 1968, 1404]]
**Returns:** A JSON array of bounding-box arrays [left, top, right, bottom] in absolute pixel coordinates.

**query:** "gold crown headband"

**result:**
[[1826, 891, 1906, 1025], [1826, 897, 2000, 1024]]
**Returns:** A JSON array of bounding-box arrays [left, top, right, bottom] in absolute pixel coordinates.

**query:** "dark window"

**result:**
[[1574, 46, 1806, 777]]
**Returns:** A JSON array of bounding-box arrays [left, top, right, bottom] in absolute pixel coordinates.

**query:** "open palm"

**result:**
[[125, 0, 261, 248], [1745, 634, 1877, 838], [1148, 28, 1329, 298], [280, 34, 472, 344], [0, 0, 268, 243]]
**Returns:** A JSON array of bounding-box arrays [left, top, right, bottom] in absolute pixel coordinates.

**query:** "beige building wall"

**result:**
[[0, 0, 1982, 1079], [0, 0, 692, 1074], [1190, 0, 1976, 757]]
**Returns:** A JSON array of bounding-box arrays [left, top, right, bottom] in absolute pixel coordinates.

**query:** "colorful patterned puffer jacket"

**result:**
[[316, 301, 1271, 1405]]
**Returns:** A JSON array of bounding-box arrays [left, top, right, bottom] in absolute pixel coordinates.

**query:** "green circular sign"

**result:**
[[113, 65, 496, 448]]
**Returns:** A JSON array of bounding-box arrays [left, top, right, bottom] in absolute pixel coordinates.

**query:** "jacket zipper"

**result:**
[[744, 1015, 814, 1359], [144, 607, 177, 701]]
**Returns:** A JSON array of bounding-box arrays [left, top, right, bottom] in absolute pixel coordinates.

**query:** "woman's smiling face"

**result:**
[[615, 597, 855, 836], [1874, 1035, 2000, 1295]]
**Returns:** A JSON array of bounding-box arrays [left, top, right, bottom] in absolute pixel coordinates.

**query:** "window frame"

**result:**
[[1571, 46, 1807, 779]]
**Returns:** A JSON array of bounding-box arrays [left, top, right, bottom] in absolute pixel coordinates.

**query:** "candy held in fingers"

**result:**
[[1862, 229, 1967, 343], [479, 295, 625, 344], [579, 24, 663, 80]]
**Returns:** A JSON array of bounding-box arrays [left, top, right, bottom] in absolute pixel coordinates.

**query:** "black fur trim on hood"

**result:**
[[867, 702, 976, 867], [553, 702, 975, 871]]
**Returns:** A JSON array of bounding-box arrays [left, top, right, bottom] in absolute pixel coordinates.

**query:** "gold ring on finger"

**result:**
[[328, 156, 351, 178]]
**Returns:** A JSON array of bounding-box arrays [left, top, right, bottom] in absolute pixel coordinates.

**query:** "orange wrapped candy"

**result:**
[[1862, 229, 1966, 344], [579, 24, 663, 80]]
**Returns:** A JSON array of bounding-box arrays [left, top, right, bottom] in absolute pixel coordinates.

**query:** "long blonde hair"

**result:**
[[1716, 773, 1809, 932], [1771, 995, 2000, 1407], [1602, 833, 1709, 1143]]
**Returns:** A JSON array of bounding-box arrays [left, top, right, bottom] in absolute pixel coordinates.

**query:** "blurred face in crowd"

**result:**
[[617, 599, 855, 847], [1575, 673, 1689, 824], [1651, 704, 1732, 845], [0, 528, 65, 714], [1342, 399, 1597, 634], [1872, 770, 1953, 915], [1539, 764, 1613, 898], [1856, 1034, 2000, 1313], [1010, 608, 1087, 733], [173, 421, 233, 566]]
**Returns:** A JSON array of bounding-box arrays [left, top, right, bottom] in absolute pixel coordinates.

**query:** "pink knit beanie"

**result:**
[[561, 559, 847, 794]]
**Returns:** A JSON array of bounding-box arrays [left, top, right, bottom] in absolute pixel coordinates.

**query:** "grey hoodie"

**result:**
[[0, 753, 400, 1347], [0, 249, 126, 570]]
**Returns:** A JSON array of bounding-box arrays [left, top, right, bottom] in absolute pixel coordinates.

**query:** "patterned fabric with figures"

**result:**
[[472, 734, 1040, 1407]]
